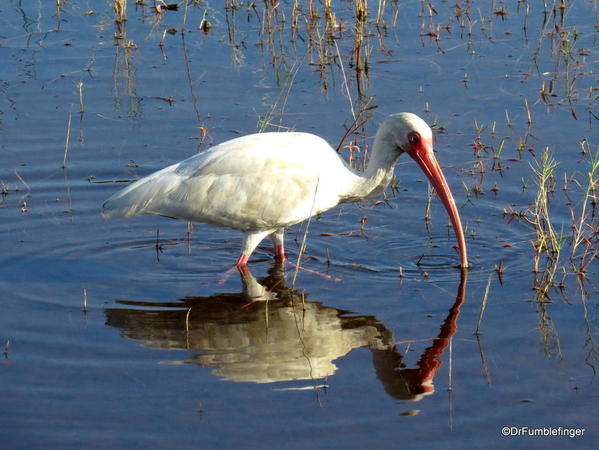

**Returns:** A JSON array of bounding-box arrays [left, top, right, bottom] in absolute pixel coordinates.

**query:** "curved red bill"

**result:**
[[407, 137, 469, 269]]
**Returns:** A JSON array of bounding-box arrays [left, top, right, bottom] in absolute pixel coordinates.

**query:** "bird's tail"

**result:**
[[101, 164, 179, 219]]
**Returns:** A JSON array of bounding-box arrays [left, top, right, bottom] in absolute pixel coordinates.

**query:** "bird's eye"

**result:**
[[409, 132, 420, 144]]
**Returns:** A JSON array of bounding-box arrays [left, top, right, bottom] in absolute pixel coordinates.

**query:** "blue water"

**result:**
[[0, 1, 597, 448]]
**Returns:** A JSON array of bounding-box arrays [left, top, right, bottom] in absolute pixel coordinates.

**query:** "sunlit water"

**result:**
[[0, 2, 597, 448]]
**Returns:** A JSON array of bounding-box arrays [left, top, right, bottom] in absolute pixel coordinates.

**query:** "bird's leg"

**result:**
[[275, 245, 286, 262], [270, 228, 286, 262], [236, 230, 273, 268], [236, 260, 251, 277], [219, 256, 251, 285], [236, 253, 250, 269]]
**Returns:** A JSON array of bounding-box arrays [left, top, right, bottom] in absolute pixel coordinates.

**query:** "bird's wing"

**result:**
[[103, 132, 349, 231]]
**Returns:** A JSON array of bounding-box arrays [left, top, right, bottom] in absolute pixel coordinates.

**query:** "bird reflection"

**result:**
[[373, 272, 467, 401], [105, 265, 467, 401]]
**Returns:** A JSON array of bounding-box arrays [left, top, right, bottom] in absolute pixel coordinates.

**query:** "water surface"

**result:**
[[1, 1, 597, 448]]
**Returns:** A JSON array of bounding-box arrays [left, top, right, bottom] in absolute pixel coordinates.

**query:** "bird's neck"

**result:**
[[342, 136, 399, 202]]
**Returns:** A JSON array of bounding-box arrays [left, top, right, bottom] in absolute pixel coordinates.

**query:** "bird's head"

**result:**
[[377, 112, 434, 155], [378, 113, 469, 269]]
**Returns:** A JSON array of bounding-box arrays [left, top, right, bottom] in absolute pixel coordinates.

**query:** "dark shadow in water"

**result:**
[[105, 265, 467, 401]]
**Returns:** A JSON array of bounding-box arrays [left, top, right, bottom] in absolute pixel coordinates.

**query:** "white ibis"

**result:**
[[102, 113, 469, 269]]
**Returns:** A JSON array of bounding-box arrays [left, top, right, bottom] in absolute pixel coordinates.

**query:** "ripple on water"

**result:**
[[294, 195, 535, 285], [0, 159, 534, 292]]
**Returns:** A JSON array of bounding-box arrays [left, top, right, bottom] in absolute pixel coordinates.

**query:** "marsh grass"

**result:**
[[569, 149, 599, 274], [61, 108, 72, 169], [82, 288, 88, 313], [466, 89, 594, 297], [0, 0, 587, 393], [501, 141, 598, 303], [529, 148, 564, 298], [67, 1, 595, 337], [578, 277, 598, 372], [570, 149, 599, 260], [0, 180, 9, 197], [76, 80, 84, 113], [530, 149, 561, 256], [114, 0, 127, 24], [475, 274, 492, 335]]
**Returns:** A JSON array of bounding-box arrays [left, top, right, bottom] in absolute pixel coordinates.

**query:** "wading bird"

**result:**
[[102, 113, 468, 269]]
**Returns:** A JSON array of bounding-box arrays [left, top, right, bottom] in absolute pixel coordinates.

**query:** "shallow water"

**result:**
[[1, 1, 597, 448]]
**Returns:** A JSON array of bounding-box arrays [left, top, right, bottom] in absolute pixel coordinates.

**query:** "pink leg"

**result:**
[[274, 244, 286, 262], [236, 253, 250, 267], [235, 254, 251, 276]]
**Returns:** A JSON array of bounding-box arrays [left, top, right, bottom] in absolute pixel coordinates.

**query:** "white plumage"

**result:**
[[103, 113, 468, 269]]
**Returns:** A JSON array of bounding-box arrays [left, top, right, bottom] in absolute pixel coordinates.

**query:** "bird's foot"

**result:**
[[217, 254, 251, 285]]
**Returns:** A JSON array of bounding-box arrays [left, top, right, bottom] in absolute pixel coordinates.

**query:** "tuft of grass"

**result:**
[[62, 108, 72, 168], [77, 80, 84, 113], [569, 147, 599, 276], [530, 147, 560, 257], [475, 274, 492, 335], [114, 0, 127, 24], [527, 147, 568, 300]]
